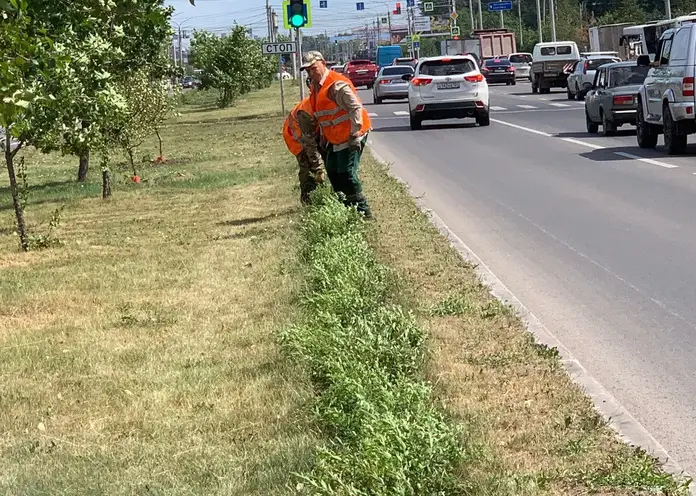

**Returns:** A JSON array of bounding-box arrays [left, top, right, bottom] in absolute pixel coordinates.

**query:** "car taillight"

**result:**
[[411, 77, 433, 86], [683, 77, 694, 97], [506, 66, 515, 72], [379, 79, 390, 84], [613, 95, 634, 105], [464, 74, 484, 82], [583, 60, 589, 74]]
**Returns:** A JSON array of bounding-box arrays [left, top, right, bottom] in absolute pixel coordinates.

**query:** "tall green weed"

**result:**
[[281, 187, 466, 495]]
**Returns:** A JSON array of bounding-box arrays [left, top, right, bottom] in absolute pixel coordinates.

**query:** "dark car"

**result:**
[[584, 61, 650, 136], [481, 58, 516, 85]]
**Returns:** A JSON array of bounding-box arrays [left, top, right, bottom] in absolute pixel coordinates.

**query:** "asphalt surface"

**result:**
[[361, 80, 696, 477]]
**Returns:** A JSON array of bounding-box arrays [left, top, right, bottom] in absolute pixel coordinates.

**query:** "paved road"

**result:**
[[362, 81, 696, 477]]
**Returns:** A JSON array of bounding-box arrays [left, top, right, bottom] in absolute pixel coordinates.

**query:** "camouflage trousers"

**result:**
[[297, 150, 322, 205]]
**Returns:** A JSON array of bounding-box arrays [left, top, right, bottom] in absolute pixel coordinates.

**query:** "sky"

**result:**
[[166, 0, 414, 39]]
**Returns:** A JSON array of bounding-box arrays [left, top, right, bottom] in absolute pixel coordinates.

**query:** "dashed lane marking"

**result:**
[[490, 106, 508, 111], [490, 118, 680, 169], [393, 111, 409, 116], [516, 104, 538, 109], [368, 112, 378, 117], [550, 103, 571, 107]]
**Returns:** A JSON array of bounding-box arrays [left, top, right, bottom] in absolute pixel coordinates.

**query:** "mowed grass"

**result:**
[[359, 154, 691, 495], [0, 86, 317, 494]]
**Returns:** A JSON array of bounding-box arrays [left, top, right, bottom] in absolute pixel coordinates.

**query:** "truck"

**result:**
[[529, 41, 580, 94], [620, 14, 696, 61], [588, 23, 631, 54], [474, 29, 517, 59], [376, 45, 403, 68]]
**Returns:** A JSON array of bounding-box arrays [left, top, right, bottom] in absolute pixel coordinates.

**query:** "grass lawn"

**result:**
[[0, 83, 689, 495], [0, 86, 317, 495]]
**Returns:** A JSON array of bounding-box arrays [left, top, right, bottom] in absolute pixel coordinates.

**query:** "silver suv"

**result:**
[[636, 24, 696, 154]]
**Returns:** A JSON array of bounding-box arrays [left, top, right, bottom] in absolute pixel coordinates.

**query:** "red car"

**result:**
[[344, 59, 378, 89]]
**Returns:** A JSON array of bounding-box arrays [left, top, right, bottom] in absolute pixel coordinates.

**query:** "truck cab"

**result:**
[[530, 41, 580, 94]]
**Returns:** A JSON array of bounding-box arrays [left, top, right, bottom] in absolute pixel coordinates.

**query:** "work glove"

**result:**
[[314, 169, 325, 184]]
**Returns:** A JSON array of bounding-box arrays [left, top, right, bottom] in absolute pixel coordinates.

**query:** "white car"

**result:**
[[402, 55, 490, 130]]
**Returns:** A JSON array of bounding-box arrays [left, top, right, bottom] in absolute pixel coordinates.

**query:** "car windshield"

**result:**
[[608, 65, 650, 87], [484, 59, 511, 67], [586, 58, 620, 70], [509, 54, 532, 63], [349, 60, 372, 66], [420, 59, 476, 76], [382, 66, 414, 76]]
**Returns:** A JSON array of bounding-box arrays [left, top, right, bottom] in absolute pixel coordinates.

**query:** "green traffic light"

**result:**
[[290, 14, 304, 27]]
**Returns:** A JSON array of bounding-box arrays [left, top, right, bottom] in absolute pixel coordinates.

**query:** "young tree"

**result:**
[[191, 26, 276, 108]]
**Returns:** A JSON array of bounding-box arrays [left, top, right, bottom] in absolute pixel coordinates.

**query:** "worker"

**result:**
[[282, 94, 326, 205], [302, 51, 373, 219]]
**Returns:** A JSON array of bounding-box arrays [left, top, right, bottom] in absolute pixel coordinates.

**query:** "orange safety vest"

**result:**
[[311, 71, 372, 146], [282, 97, 315, 157]]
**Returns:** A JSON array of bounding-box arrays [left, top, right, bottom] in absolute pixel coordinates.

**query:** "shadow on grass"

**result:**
[[0, 180, 102, 212], [172, 111, 282, 127], [218, 206, 299, 227]]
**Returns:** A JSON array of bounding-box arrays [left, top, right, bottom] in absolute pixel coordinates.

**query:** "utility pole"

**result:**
[[297, 28, 305, 100], [550, 0, 557, 41], [178, 26, 184, 67], [536, 0, 543, 43], [518, 0, 523, 46], [478, 0, 483, 30], [467, 0, 474, 32], [271, 9, 285, 115], [500, 9, 504, 28], [666, 0, 672, 19]]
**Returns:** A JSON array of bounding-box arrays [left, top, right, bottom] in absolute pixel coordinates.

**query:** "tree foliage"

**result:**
[[190, 25, 276, 108]]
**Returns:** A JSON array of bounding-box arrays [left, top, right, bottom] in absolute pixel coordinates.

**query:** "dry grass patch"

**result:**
[[0, 85, 316, 495], [360, 152, 690, 495]]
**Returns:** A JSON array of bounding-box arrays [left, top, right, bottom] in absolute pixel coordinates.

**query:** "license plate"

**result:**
[[437, 82, 460, 89], [357, 70, 368, 74], [494, 69, 505, 72]]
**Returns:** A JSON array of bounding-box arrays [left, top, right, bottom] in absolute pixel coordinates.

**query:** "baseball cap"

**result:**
[[300, 51, 325, 70]]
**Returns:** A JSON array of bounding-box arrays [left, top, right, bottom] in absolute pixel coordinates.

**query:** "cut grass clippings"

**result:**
[[281, 187, 464, 494], [0, 86, 317, 495]]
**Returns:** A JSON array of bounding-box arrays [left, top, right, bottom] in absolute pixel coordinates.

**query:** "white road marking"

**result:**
[[516, 104, 537, 109], [614, 151, 679, 169], [491, 118, 680, 169], [560, 137, 604, 149], [368, 112, 378, 117], [550, 103, 571, 107], [490, 118, 552, 136], [394, 111, 409, 116], [490, 106, 507, 111]]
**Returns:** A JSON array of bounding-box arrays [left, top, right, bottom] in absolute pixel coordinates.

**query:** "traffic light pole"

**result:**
[[297, 28, 305, 100]]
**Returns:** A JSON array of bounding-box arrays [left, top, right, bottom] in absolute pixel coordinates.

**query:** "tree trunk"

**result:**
[[155, 128, 163, 158], [77, 120, 90, 182], [127, 148, 136, 176], [102, 169, 111, 199], [5, 137, 29, 252], [77, 150, 89, 182]]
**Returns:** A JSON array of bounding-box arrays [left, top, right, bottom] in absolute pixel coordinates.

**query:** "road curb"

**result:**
[[367, 144, 695, 494]]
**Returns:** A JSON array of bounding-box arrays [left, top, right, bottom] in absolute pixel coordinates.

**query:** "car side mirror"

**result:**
[[401, 73, 413, 81], [582, 81, 593, 90]]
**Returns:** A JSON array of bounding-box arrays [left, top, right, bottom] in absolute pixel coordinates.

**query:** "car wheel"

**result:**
[[367, 84, 374, 90], [511, 79, 516, 86], [586, 110, 598, 134], [409, 113, 422, 130], [540, 87, 551, 94], [374, 96, 382, 104], [476, 112, 490, 127], [663, 104, 687, 155], [601, 110, 616, 136], [636, 102, 658, 149], [567, 88, 574, 100], [531, 83, 538, 94]]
